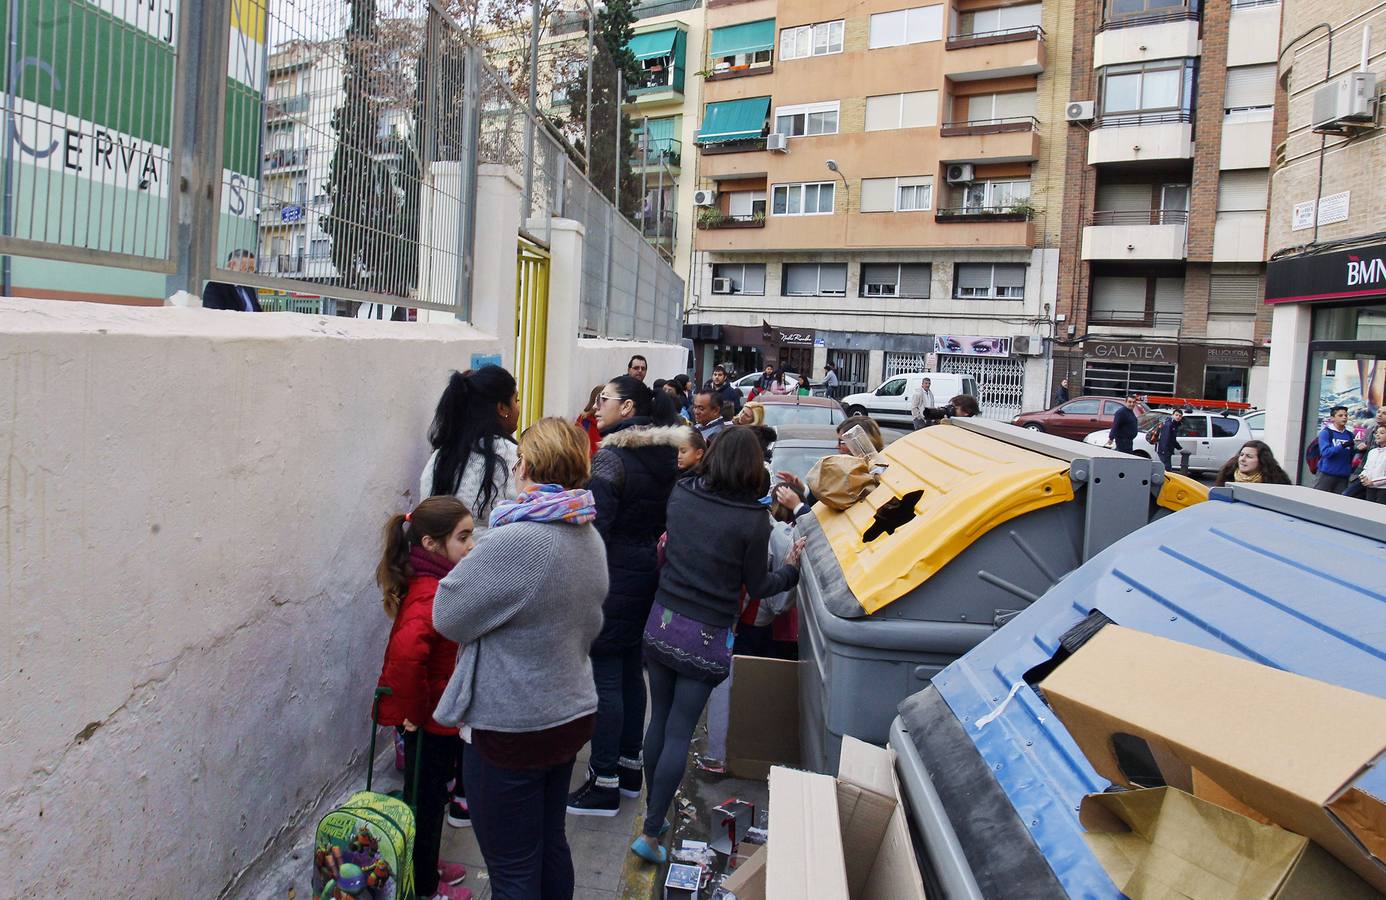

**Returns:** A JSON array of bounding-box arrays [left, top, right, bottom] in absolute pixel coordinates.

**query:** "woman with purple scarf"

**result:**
[[432, 418, 609, 900]]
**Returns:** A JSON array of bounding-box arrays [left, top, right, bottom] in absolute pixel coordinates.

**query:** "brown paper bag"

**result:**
[[806, 455, 877, 511]]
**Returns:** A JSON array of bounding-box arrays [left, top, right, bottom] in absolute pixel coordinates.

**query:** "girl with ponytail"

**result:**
[[374, 496, 477, 900], [420, 366, 521, 531]]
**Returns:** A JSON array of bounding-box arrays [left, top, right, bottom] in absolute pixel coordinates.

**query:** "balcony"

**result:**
[[1093, 16, 1199, 68], [630, 138, 682, 172], [263, 147, 310, 172], [640, 211, 677, 245], [628, 63, 685, 101], [944, 27, 1045, 81], [1082, 209, 1188, 260], [266, 94, 310, 121], [939, 116, 1041, 163], [705, 61, 774, 82], [1087, 112, 1194, 165], [1089, 308, 1184, 328], [696, 210, 766, 230], [935, 205, 1034, 223], [1098, 7, 1198, 32]]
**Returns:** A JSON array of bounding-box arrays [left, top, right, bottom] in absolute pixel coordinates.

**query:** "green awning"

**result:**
[[708, 19, 776, 58], [629, 28, 678, 61], [696, 96, 770, 144]]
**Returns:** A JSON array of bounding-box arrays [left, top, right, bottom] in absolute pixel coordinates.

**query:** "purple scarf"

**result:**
[[489, 483, 596, 528], [409, 545, 454, 581]]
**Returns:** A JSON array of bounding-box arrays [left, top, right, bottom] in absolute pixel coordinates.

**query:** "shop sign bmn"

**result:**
[[1347, 254, 1386, 287]]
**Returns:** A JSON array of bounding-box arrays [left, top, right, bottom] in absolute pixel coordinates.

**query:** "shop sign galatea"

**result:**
[[1084, 341, 1174, 363]]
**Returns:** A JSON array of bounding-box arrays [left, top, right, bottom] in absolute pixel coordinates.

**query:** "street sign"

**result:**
[[280, 205, 304, 223]]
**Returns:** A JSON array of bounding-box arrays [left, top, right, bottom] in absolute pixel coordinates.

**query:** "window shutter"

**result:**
[[901, 90, 936, 127], [1209, 274, 1260, 315], [784, 264, 818, 295], [967, 94, 996, 121], [957, 264, 990, 290], [1154, 277, 1185, 315], [820, 264, 848, 294], [999, 3, 1042, 28], [1218, 170, 1269, 211], [865, 94, 901, 131], [993, 90, 1037, 119], [869, 10, 906, 48], [994, 264, 1026, 289], [861, 263, 899, 286], [899, 263, 931, 297], [1224, 64, 1276, 109], [1096, 183, 1152, 212], [860, 178, 897, 212], [1091, 276, 1146, 316], [905, 5, 943, 43], [743, 264, 767, 294]]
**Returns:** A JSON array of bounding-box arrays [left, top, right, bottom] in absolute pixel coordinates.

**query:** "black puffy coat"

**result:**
[[588, 419, 686, 655]]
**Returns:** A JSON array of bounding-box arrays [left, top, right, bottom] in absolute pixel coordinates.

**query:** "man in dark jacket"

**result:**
[[202, 249, 262, 311], [1156, 409, 1185, 471], [1315, 405, 1356, 493], [1106, 395, 1140, 454], [1054, 377, 1070, 405], [702, 364, 743, 413]]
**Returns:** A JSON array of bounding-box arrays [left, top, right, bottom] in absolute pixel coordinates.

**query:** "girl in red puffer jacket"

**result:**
[[375, 496, 476, 900]]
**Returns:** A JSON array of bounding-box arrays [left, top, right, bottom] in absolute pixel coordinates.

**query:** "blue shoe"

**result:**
[[659, 820, 671, 838], [630, 836, 668, 865]]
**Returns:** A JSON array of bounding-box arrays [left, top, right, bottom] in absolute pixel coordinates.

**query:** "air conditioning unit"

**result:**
[[1065, 100, 1095, 123], [766, 132, 790, 152], [1312, 71, 1378, 133], [945, 163, 975, 184], [711, 277, 733, 294], [693, 189, 717, 207], [1012, 335, 1043, 356]]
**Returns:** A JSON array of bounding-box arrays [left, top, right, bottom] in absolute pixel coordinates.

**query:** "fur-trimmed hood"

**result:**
[[598, 423, 694, 451]]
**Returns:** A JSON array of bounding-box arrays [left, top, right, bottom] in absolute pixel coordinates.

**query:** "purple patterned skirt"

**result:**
[[642, 601, 734, 685]]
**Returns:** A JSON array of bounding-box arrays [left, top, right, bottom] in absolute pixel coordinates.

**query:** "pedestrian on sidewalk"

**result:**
[[420, 366, 521, 530], [1358, 426, 1386, 502], [910, 377, 936, 430], [691, 388, 727, 442], [1315, 405, 1356, 493], [1214, 440, 1291, 487], [702, 364, 743, 414], [374, 496, 477, 900], [574, 384, 604, 458], [432, 418, 607, 900], [568, 378, 684, 818], [1155, 409, 1185, 471], [1105, 395, 1140, 454], [633, 428, 804, 865]]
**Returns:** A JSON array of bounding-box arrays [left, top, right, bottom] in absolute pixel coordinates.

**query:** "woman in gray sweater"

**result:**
[[432, 417, 608, 900]]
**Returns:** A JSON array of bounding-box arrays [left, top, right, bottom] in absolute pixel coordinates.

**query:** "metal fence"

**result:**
[[0, 0, 682, 342]]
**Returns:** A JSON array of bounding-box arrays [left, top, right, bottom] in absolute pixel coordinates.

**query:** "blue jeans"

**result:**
[[464, 748, 577, 899], [590, 645, 646, 777]]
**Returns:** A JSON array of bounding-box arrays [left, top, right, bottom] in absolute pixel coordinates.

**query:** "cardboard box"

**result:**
[[1080, 786, 1378, 898], [720, 845, 767, 900], [726, 655, 801, 779], [764, 736, 927, 900], [1041, 626, 1386, 893], [711, 798, 757, 856]]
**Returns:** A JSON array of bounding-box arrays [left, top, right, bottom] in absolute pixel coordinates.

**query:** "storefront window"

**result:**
[[1311, 302, 1386, 341], [1204, 365, 1248, 403]]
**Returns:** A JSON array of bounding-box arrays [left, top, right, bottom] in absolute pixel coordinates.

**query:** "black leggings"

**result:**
[[403, 731, 464, 894], [641, 657, 717, 838]]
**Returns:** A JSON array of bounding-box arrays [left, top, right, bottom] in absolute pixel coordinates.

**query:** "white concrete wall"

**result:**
[[1213, 211, 1268, 262], [1082, 223, 1188, 261], [1092, 18, 1201, 69], [1266, 302, 1314, 477], [1219, 118, 1274, 170], [1227, 5, 1281, 66], [0, 299, 501, 896], [1088, 122, 1194, 165]]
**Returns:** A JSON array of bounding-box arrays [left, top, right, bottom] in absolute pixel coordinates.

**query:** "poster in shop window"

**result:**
[[1317, 357, 1386, 433], [934, 335, 1011, 357]]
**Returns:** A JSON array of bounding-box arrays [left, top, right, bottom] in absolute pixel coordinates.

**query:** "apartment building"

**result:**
[[1262, 0, 1386, 475], [683, 0, 1077, 419], [1053, 0, 1281, 407]]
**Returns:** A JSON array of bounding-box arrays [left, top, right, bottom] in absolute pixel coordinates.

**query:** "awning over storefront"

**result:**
[[695, 96, 770, 144], [629, 28, 678, 61], [708, 18, 776, 58]]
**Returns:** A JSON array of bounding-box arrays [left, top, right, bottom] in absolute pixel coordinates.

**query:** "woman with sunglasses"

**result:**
[[567, 376, 689, 817]]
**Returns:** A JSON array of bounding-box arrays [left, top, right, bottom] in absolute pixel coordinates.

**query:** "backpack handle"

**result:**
[[367, 686, 426, 808]]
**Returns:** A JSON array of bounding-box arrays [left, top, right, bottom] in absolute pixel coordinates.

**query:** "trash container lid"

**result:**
[[1157, 470, 1208, 512], [817, 422, 1075, 615]]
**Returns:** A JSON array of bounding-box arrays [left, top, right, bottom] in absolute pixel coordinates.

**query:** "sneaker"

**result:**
[[445, 796, 471, 828], [693, 755, 726, 775], [630, 834, 668, 865], [617, 757, 643, 799], [566, 770, 621, 817], [438, 861, 468, 885], [427, 885, 472, 900]]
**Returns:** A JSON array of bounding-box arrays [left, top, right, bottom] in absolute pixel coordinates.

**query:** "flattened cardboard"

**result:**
[[1041, 626, 1386, 893], [1079, 786, 1378, 899], [726, 656, 801, 779], [767, 766, 849, 900], [721, 845, 767, 900]]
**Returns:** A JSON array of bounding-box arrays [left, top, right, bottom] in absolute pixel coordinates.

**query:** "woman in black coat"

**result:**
[[567, 376, 686, 817]]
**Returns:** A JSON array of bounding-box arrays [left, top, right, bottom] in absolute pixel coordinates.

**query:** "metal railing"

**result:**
[[1089, 309, 1184, 327], [515, 239, 551, 429], [1098, 7, 1199, 31], [936, 206, 1034, 220], [632, 138, 682, 168], [640, 211, 677, 240], [1094, 109, 1195, 127], [1088, 209, 1189, 226], [630, 65, 684, 94], [263, 148, 311, 170], [697, 212, 766, 229], [948, 24, 1046, 44], [266, 95, 311, 118], [940, 116, 1040, 132]]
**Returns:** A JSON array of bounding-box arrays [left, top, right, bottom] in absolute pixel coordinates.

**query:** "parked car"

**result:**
[[767, 424, 909, 483], [1239, 409, 1265, 440], [756, 394, 845, 427], [1010, 396, 1150, 441], [733, 370, 803, 401], [1081, 410, 1251, 473], [840, 373, 979, 426]]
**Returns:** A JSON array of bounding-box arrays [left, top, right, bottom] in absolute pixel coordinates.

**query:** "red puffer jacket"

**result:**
[[376, 547, 460, 736]]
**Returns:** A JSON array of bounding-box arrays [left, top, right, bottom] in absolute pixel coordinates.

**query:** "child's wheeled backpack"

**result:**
[[312, 688, 422, 900]]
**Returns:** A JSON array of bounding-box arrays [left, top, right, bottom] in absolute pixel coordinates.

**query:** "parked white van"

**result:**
[[841, 373, 979, 426]]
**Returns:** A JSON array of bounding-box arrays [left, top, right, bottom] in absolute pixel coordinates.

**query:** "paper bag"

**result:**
[[806, 455, 877, 511]]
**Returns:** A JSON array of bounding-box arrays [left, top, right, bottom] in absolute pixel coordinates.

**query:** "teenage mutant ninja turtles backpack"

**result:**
[[311, 688, 422, 900]]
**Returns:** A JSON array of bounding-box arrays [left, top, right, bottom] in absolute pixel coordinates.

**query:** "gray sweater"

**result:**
[[432, 519, 608, 733]]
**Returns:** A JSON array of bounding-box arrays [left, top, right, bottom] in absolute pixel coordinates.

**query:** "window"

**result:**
[[1063, 399, 1102, 415], [310, 239, 330, 258], [772, 182, 835, 215], [1209, 271, 1260, 317], [780, 20, 844, 59], [774, 101, 839, 137], [1106, 0, 1194, 21], [861, 176, 933, 212], [1223, 64, 1276, 112], [1090, 275, 1184, 324], [869, 5, 944, 48], [865, 91, 938, 130], [958, 3, 1041, 36], [877, 377, 908, 396], [1100, 59, 1194, 118], [964, 90, 1037, 123], [712, 263, 766, 295], [1217, 170, 1268, 212], [709, 19, 777, 71], [727, 190, 767, 218], [961, 179, 1031, 211], [783, 262, 848, 296], [1211, 416, 1241, 438], [954, 263, 1026, 299], [860, 263, 931, 298]]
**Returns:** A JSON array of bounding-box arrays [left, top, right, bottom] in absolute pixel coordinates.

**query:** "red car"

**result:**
[[1010, 396, 1149, 440]]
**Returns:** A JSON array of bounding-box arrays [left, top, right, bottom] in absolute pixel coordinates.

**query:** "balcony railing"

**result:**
[[276, 254, 305, 273], [705, 62, 773, 82], [696, 137, 767, 155], [640, 211, 677, 240], [1098, 7, 1198, 31], [1094, 109, 1194, 128], [696, 212, 766, 230], [1088, 208, 1189, 226], [1089, 308, 1184, 327], [266, 94, 310, 119], [631, 138, 682, 169], [946, 24, 1045, 49], [935, 205, 1034, 222], [630, 65, 684, 95], [940, 115, 1039, 136], [264, 147, 310, 171]]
